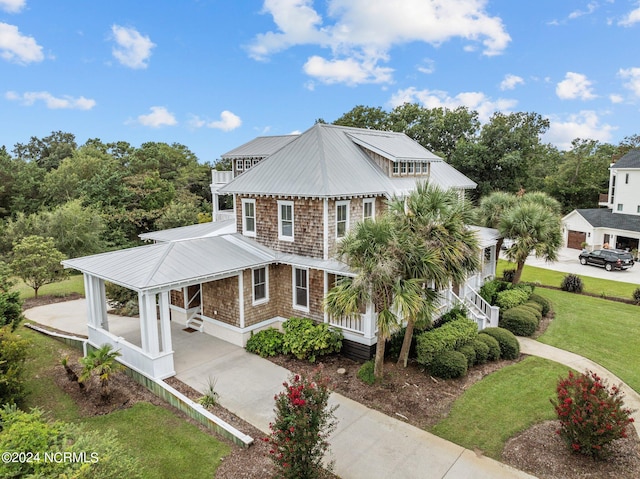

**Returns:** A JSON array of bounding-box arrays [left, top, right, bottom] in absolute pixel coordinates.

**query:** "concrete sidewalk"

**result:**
[[24, 300, 535, 479]]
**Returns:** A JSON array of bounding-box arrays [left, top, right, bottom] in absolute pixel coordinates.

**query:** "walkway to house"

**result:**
[[24, 299, 640, 478]]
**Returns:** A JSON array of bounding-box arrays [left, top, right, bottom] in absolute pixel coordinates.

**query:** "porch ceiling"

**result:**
[[62, 234, 275, 293]]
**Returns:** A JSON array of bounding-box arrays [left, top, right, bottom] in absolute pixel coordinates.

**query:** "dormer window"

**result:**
[[244, 159, 251, 170], [407, 162, 414, 174], [393, 162, 399, 174], [236, 159, 243, 171]]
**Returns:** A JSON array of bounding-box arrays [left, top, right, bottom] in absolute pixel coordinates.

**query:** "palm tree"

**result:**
[[500, 196, 562, 284], [478, 191, 517, 265], [324, 217, 424, 380], [79, 343, 123, 399], [389, 182, 480, 367]]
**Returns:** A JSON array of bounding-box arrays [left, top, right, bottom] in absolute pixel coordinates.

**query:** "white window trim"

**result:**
[[292, 267, 309, 312], [363, 198, 375, 221], [252, 266, 269, 306], [278, 200, 294, 241], [617, 203, 624, 212], [336, 200, 350, 239], [241, 198, 256, 237], [236, 159, 243, 171]]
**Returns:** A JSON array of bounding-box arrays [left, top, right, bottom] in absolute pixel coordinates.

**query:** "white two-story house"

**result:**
[[63, 124, 499, 380], [563, 149, 640, 253]]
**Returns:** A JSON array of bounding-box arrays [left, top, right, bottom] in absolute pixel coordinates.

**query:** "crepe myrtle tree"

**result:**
[[11, 235, 66, 298]]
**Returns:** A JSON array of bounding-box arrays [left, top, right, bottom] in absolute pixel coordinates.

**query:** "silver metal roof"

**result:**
[[219, 124, 475, 198], [348, 131, 443, 162], [139, 220, 235, 243], [62, 235, 275, 293], [221, 135, 299, 159], [470, 226, 501, 248]]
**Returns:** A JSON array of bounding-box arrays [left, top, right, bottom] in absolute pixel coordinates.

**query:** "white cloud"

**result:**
[[389, 87, 516, 122], [111, 25, 155, 69], [190, 111, 242, 131], [137, 106, 177, 127], [500, 74, 524, 91], [544, 111, 616, 150], [619, 67, 640, 97], [417, 58, 435, 75], [303, 55, 393, 85], [556, 72, 596, 100], [619, 5, 640, 26], [568, 2, 598, 19], [0, 0, 25, 13], [248, 0, 510, 85], [6, 90, 95, 109], [0, 22, 43, 64], [609, 93, 624, 103]]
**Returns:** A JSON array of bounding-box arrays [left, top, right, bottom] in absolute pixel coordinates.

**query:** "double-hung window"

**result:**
[[252, 266, 268, 305], [363, 198, 375, 221], [278, 200, 294, 241], [242, 199, 256, 237], [336, 200, 350, 238], [293, 267, 308, 311]]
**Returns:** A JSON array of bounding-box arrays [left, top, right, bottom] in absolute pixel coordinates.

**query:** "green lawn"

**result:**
[[430, 356, 570, 459], [18, 326, 230, 479], [13, 273, 85, 300], [536, 288, 640, 394], [497, 259, 638, 300]]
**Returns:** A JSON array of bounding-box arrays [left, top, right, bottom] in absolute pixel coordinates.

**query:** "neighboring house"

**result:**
[[62, 124, 499, 380], [563, 149, 640, 252]]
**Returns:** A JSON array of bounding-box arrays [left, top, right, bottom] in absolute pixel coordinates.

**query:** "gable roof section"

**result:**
[[62, 234, 275, 293], [139, 220, 235, 243], [221, 135, 299, 159], [219, 124, 475, 198], [611, 149, 640, 169], [574, 208, 640, 233]]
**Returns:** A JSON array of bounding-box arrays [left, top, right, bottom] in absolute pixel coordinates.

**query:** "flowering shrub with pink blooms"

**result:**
[[265, 369, 338, 478], [551, 370, 635, 459]]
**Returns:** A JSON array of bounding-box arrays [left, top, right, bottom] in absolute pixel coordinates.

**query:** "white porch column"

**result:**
[[96, 278, 108, 331], [139, 292, 160, 357], [83, 274, 98, 328], [158, 291, 173, 353], [323, 271, 329, 323], [84, 274, 108, 330], [362, 301, 376, 339]]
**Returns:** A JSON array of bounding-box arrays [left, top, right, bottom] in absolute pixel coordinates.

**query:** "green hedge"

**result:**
[[499, 307, 538, 337], [245, 328, 284, 357], [470, 338, 490, 364], [495, 288, 530, 310], [529, 293, 552, 316], [477, 333, 501, 361], [480, 327, 520, 360], [416, 319, 478, 367], [282, 317, 343, 362], [430, 350, 468, 379]]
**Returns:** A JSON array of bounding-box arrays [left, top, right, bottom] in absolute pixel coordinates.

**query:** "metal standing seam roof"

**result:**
[[347, 131, 443, 162], [139, 219, 235, 243], [470, 226, 501, 248], [62, 234, 276, 293], [218, 124, 476, 199], [221, 135, 299, 159], [611, 149, 640, 169]]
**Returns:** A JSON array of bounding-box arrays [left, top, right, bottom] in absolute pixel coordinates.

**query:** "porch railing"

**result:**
[[328, 314, 364, 334]]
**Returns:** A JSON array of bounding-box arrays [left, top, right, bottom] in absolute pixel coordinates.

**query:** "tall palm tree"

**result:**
[[500, 198, 562, 284], [324, 217, 424, 380], [478, 191, 517, 265], [389, 182, 480, 367]]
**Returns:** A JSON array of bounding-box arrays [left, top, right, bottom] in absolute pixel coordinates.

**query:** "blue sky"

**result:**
[[2, 0, 640, 163]]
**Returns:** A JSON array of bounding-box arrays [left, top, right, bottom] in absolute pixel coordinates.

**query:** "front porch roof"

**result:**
[[139, 219, 235, 243], [62, 234, 276, 294], [470, 225, 501, 248]]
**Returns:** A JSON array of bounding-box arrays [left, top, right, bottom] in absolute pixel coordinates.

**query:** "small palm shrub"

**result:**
[[470, 338, 490, 364], [266, 371, 338, 479], [495, 288, 530, 310], [633, 287, 640, 305], [529, 293, 552, 316], [199, 376, 219, 408], [499, 307, 538, 337], [552, 370, 635, 459], [246, 328, 284, 357], [429, 350, 468, 379], [561, 274, 584, 293], [357, 360, 376, 385], [502, 268, 516, 282], [477, 333, 501, 361], [480, 327, 520, 360]]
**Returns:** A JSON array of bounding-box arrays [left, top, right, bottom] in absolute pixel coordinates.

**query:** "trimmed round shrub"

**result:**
[[561, 273, 584, 293], [479, 279, 507, 305], [499, 307, 538, 337], [357, 360, 376, 385], [246, 328, 284, 357], [477, 333, 501, 361], [519, 303, 543, 322], [633, 287, 640, 305], [529, 293, 552, 316], [470, 338, 490, 364], [432, 304, 467, 329], [481, 327, 520, 360], [429, 350, 468, 379], [495, 288, 530, 310], [457, 344, 477, 367], [523, 301, 542, 313]]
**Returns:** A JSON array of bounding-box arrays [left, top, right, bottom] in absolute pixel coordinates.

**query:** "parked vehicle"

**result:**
[[578, 249, 635, 271]]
